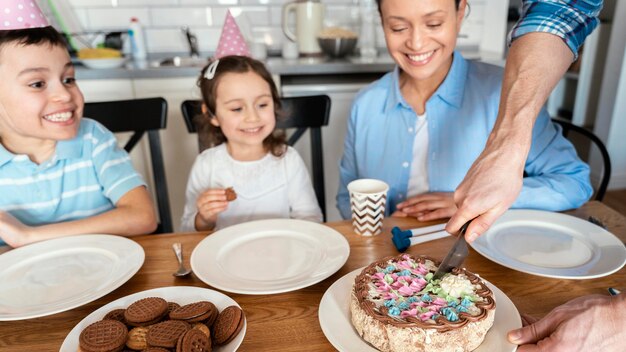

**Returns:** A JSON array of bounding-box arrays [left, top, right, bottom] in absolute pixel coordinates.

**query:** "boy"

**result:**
[[0, 5, 156, 248]]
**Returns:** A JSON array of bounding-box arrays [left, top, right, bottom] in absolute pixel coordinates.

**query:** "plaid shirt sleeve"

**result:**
[[509, 0, 603, 60]]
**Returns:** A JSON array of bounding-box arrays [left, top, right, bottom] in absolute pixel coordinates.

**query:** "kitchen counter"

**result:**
[[74, 50, 503, 80], [75, 55, 397, 80]]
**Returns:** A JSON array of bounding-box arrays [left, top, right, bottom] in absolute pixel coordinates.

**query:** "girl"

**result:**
[[336, 0, 592, 221], [181, 56, 323, 231]]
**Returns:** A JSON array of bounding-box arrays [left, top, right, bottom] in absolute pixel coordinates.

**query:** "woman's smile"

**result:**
[[406, 49, 436, 65]]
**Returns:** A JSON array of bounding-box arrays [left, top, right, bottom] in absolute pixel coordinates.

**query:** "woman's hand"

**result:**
[[395, 192, 456, 221], [194, 188, 230, 231]]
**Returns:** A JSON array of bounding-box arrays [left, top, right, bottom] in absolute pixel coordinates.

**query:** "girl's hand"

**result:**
[[395, 192, 457, 221], [0, 211, 32, 248], [194, 188, 230, 231]]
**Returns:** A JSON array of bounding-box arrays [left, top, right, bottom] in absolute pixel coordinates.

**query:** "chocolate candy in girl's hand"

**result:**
[[225, 187, 237, 202]]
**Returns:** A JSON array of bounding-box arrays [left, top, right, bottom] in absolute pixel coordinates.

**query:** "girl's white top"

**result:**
[[181, 144, 323, 231]]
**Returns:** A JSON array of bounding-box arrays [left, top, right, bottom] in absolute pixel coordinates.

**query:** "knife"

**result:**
[[432, 220, 472, 280]]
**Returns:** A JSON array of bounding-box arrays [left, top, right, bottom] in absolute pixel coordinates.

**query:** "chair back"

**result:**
[[552, 118, 611, 201], [181, 95, 331, 220], [83, 97, 173, 233]]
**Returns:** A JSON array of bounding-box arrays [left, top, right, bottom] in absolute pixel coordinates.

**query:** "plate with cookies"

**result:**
[[60, 286, 246, 352]]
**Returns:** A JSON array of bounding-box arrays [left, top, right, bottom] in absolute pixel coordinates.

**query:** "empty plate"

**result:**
[[470, 210, 626, 279], [191, 219, 350, 294], [0, 234, 144, 320]]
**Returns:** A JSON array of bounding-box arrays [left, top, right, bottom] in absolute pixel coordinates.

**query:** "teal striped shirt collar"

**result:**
[[0, 137, 83, 167]]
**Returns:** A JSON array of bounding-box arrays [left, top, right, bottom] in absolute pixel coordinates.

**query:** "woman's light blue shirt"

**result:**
[[336, 52, 592, 219]]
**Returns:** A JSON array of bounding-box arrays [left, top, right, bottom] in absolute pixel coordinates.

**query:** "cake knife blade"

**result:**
[[432, 220, 472, 280]]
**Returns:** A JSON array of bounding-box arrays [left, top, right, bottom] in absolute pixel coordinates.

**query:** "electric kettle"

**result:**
[[282, 0, 324, 56]]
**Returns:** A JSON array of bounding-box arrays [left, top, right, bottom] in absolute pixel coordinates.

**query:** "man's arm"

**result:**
[[447, 0, 603, 240]]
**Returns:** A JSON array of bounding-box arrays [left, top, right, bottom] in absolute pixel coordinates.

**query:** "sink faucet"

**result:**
[[182, 26, 200, 58]]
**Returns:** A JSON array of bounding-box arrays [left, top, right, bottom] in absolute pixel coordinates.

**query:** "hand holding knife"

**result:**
[[432, 220, 472, 280]]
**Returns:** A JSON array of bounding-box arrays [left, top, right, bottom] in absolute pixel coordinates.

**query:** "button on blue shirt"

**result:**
[[336, 52, 592, 219]]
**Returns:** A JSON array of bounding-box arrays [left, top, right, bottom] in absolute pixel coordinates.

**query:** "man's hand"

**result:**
[[508, 294, 625, 352], [447, 134, 525, 242]]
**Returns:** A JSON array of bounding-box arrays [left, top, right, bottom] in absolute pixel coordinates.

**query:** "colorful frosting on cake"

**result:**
[[350, 254, 495, 352]]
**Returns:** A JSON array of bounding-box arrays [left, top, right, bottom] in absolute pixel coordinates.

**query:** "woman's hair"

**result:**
[[0, 26, 67, 54], [375, 0, 463, 15], [196, 55, 287, 157]]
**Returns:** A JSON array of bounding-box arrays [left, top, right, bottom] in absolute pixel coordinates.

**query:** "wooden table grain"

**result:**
[[1, 201, 624, 351]]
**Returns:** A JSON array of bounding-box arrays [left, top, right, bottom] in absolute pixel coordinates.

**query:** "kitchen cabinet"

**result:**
[[281, 74, 384, 221], [78, 79, 134, 103], [133, 77, 200, 232]]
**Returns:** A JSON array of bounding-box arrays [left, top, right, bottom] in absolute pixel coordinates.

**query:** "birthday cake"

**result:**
[[350, 254, 495, 352]]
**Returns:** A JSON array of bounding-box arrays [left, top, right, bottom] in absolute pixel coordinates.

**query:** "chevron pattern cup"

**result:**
[[348, 179, 389, 236]]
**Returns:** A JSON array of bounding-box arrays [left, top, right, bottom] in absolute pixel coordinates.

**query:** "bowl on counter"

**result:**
[[80, 57, 127, 69], [317, 37, 358, 58], [317, 27, 358, 58]]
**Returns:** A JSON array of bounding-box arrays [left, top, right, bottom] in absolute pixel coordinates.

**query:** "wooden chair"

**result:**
[[552, 118, 611, 201], [83, 97, 173, 233], [181, 95, 331, 220]]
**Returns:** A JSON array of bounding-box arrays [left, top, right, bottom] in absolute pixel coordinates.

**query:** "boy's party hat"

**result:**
[[214, 10, 250, 58], [0, 0, 49, 30]]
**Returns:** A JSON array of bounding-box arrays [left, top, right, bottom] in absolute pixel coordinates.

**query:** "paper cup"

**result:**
[[348, 179, 389, 236]]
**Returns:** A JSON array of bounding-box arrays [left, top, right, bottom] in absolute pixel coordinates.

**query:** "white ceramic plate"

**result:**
[[470, 210, 626, 279], [0, 234, 144, 321], [319, 268, 520, 352], [191, 219, 350, 294], [80, 57, 127, 69], [60, 286, 246, 352]]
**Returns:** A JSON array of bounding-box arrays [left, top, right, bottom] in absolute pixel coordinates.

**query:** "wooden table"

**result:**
[[1, 201, 624, 351]]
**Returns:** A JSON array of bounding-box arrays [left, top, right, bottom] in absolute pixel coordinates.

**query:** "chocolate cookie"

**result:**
[[124, 297, 168, 327], [176, 328, 211, 352], [168, 302, 181, 314], [146, 320, 191, 348], [79, 320, 128, 352], [204, 309, 218, 329], [225, 187, 237, 201], [102, 309, 126, 324], [211, 305, 244, 346], [169, 301, 217, 323]]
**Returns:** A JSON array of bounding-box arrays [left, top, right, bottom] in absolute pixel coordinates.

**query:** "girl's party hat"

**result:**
[[214, 10, 250, 58], [0, 0, 49, 30]]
